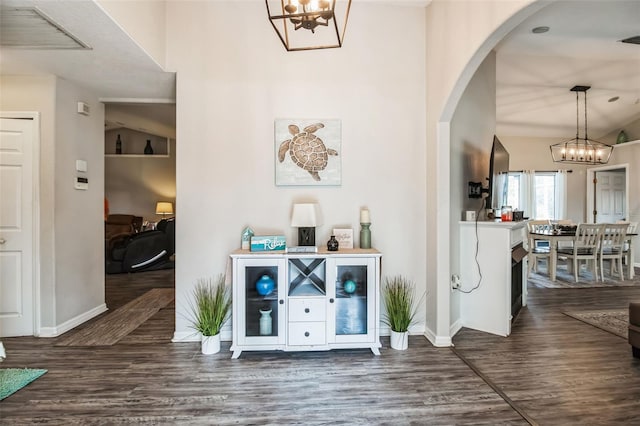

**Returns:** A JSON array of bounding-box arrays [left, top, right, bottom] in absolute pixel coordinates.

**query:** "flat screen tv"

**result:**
[[486, 135, 510, 211]]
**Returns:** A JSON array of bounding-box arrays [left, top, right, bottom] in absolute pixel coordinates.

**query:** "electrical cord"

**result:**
[[456, 197, 485, 294]]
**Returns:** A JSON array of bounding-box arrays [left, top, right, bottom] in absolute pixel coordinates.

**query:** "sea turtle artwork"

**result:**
[[277, 122, 338, 181]]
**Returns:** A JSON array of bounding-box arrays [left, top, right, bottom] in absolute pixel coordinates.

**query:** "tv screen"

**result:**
[[486, 135, 509, 210]]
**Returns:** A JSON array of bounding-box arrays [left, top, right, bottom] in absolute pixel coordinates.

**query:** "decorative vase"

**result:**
[[343, 279, 356, 294], [327, 235, 339, 251], [115, 134, 122, 154], [360, 223, 371, 249], [144, 139, 154, 155], [259, 308, 272, 335], [617, 130, 628, 144], [256, 275, 275, 296], [390, 330, 409, 351], [201, 333, 221, 354]]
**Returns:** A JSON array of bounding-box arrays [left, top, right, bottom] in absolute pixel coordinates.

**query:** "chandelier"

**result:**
[[266, 0, 351, 51], [550, 85, 614, 165]]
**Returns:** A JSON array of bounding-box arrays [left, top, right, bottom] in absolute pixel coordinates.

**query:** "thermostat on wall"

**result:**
[[75, 176, 88, 190]]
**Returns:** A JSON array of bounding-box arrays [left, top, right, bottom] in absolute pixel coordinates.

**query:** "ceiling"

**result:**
[[0, 0, 638, 139], [495, 0, 640, 139]]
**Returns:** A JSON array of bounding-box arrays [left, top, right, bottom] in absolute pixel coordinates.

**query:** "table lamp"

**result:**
[[291, 203, 322, 246], [155, 201, 174, 218]]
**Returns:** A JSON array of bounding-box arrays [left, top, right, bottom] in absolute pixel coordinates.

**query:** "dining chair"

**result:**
[[616, 221, 638, 279], [557, 223, 604, 282], [526, 220, 551, 276], [553, 219, 575, 250], [599, 223, 628, 281]]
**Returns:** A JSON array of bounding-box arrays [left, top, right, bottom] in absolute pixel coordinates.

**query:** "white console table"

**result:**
[[459, 221, 527, 337], [229, 248, 382, 358]]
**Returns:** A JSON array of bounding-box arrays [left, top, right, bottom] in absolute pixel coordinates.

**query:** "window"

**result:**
[[534, 174, 556, 219], [507, 171, 565, 220]]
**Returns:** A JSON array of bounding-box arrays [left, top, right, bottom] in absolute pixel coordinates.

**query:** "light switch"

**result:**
[[76, 160, 87, 172]]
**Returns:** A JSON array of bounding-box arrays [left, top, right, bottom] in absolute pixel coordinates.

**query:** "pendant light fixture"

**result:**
[[266, 0, 351, 51], [550, 85, 614, 165]]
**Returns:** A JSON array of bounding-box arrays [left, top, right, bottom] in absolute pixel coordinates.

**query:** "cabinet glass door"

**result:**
[[237, 258, 285, 345], [328, 257, 376, 344]]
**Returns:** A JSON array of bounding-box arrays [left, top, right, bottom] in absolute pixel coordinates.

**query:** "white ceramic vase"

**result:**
[[390, 330, 409, 351], [201, 334, 221, 354]]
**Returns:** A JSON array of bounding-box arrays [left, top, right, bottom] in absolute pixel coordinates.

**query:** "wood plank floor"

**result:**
[[2, 270, 640, 424]]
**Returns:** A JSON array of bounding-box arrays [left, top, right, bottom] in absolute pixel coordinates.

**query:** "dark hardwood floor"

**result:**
[[2, 270, 640, 424]]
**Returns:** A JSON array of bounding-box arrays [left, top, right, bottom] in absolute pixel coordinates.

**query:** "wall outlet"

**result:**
[[468, 181, 482, 198], [451, 274, 461, 290]]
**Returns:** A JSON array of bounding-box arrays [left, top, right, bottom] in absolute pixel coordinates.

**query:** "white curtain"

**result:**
[[555, 169, 568, 220], [520, 170, 537, 219]]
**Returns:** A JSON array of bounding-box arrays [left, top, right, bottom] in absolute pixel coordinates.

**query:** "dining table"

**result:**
[[530, 229, 637, 281]]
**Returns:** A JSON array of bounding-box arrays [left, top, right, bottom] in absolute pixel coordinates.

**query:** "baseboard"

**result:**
[[450, 318, 463, 337], [423, 326, 453, 347], [38, 303, 108, 337]]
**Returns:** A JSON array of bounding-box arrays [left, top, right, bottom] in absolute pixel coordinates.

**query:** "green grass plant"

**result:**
[[382, 275, 421, 333], [189, 274, 232, 337]]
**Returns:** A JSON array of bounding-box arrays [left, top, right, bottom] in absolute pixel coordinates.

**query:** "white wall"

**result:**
[[54, 78, 105, 325], [0, 75, 105, 330], [166, 2, 428, 337], [425, 0, 538, 344], [97, 0, 167, 69], [449, 51, 497, 330]]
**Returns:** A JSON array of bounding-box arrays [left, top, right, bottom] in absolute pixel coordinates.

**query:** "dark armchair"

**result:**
[[105, 214, 143, 240], [106, 218, 175, 274]]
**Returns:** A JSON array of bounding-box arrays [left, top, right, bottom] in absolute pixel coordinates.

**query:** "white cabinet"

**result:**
[[230, 249, 381, 359], [458, 221, 527, 337]]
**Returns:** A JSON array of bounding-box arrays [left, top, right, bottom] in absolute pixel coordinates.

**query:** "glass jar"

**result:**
[[501, 205, 513, 222]]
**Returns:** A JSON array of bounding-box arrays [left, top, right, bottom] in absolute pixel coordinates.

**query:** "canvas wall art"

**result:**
[[275, 119, 341, 186]]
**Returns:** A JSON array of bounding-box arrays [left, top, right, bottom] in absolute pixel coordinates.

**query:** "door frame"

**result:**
[[586, 163, 628, 224], [0, 111, 41, 336]]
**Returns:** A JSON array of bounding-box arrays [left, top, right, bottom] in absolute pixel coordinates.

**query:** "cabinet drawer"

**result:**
[[289, 299, 326, 322], [288, 322, 326, 346]]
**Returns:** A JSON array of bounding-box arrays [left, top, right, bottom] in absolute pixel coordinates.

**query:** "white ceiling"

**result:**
[[495, 0, 640, 139], [0, 0, 638, 139]]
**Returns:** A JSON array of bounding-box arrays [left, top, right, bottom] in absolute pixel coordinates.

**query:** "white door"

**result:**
[[595, 171, 626, 223], [0, 117, 35, 337]]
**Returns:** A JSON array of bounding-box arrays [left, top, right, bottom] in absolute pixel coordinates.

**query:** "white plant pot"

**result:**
[[201, 334, 221, 354], [390, 330, 409, 351]]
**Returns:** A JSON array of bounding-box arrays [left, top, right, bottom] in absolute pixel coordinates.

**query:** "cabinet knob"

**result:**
[[279, 299, 284, 305], [305, 308, 310, 313], [0, 238, 5, 245], [329, 298, 334, 303], [305, 331, 310, 337]]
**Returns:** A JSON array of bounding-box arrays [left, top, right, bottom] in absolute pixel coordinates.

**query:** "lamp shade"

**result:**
[[291, 203, 322, 227], [155, 201, 174, 216]]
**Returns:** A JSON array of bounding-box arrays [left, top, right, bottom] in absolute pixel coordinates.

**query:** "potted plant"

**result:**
[[382, 275, 421, 350], [188, 274, 232, 354]]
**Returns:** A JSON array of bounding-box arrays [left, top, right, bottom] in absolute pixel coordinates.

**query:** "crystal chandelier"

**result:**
[[266, 0, 351, 51], [550, 85, 614, 165]]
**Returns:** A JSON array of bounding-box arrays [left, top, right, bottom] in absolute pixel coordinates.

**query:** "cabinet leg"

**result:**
[[370, 347, 380, 356], [231, 350, 242, 359]]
